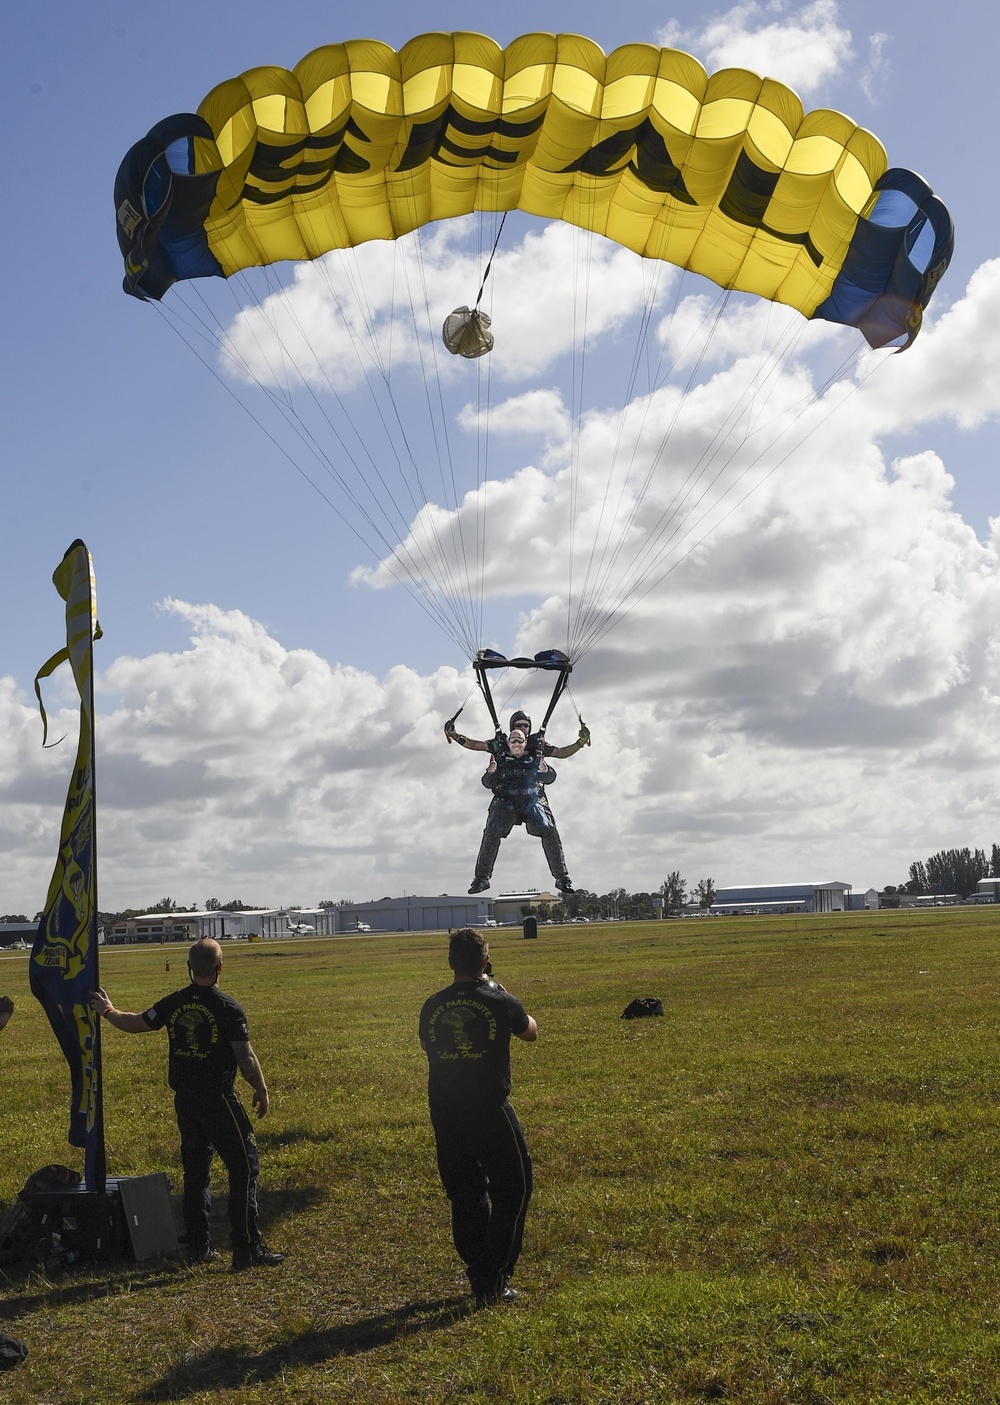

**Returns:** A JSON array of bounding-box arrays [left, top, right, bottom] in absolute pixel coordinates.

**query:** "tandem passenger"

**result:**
[[446, 710, 589, 895]]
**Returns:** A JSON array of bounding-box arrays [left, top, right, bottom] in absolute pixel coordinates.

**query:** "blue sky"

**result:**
[[2, 1, 999, 911]]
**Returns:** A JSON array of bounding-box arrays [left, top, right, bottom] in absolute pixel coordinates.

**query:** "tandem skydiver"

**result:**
[[445, 711, 590, 895]]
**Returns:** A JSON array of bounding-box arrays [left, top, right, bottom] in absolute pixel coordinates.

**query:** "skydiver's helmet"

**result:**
[[510, 711, 531, 735]]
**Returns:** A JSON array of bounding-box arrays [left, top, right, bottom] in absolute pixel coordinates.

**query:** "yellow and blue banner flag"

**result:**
[[30, 540, 106, 1190]]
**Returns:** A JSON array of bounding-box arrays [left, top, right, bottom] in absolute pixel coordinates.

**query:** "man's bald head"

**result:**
[[187, 938, 223, 983]]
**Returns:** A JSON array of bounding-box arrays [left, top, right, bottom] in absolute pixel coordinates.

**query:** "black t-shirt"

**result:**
[[142, 983, 250, 1095], [419, 978, 529, 1111]]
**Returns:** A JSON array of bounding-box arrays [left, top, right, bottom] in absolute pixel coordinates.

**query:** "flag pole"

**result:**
[[86, 555, 106, 1193]]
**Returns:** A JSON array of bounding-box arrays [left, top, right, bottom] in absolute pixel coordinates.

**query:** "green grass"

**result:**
[[3, 910, 1000, 1402]]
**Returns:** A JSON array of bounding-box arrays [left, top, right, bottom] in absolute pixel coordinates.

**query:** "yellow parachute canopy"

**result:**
[[118, 31, 952, 349]]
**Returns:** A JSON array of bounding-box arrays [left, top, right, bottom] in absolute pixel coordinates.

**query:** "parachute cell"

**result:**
[[116, 31, 953, 349]]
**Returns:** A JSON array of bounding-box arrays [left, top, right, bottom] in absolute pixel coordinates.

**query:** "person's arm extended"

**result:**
[[546, 723, 591, 759], [447, 730, 490, 752], [89, 987, 154, 1034], [232, 1040, 270, 1117], [516, 1015, 539, 1043]]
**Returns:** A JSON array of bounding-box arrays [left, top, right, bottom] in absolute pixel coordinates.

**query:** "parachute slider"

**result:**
[[442, 307, 493, 359]]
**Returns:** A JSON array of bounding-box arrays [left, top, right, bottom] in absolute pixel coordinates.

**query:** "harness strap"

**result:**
[[472, 649, 573, 743]]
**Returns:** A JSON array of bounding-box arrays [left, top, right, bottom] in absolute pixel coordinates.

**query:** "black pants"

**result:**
[[175, 1089, 261, 1251], [475, 794, 568, 883], [431, 1099, 533, 1297]]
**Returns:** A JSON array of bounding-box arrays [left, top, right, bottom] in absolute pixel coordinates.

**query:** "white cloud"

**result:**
[[0, 677, 76, 917], [860, 31, 892, 104], [659, 1, 853, 96], [353, 257, 1000, 699], [457, 389, 571, 445], [4, 425, 1000, 914], [348, 257, 1000, 889], [223, 222, 665, 393], [6, 251, 1000, 913], [856, 260, 1000, 436]]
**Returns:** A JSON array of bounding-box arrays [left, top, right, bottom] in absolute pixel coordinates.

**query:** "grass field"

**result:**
[[3, 909, 1000, 1403]]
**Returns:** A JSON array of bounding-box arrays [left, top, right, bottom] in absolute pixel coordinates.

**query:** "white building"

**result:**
[[973, 879, 1000, 903], [105, 909, 277, 944], [328, 894, 493, 933], [0, 922, 38, 947], [712, 881, 853, 915]]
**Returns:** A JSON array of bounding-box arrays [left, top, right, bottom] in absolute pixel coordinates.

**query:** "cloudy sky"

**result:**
[[3, 0, 998, 913]]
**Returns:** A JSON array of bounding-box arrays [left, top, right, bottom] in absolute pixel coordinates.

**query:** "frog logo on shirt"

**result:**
[[168, 1004, 218, 1059], [439, 1006, 478, 1054], [429, 997, 497, 1061]]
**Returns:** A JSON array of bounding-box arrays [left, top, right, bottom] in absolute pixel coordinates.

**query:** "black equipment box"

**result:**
[[29, 1174, 179, 1263]]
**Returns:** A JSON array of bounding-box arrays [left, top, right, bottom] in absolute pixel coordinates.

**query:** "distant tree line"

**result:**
[[204, 897, 274, 912], [534, 873, 716, 924], [883, 844, 1000, 901]]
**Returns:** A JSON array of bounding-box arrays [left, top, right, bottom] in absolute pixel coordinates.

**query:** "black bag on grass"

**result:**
[[0, 1164, 80, 1264], [621, 997, 664, 1019], [0, 1334, 27, 1370]]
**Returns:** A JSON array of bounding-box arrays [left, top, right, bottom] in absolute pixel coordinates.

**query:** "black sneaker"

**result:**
[[475, 1280, 521, 1307], [187, 1243, 221, 1266], [555, 877, 574, 894], [468, 877, 490, 894], [231, 1243, 285, 1272]]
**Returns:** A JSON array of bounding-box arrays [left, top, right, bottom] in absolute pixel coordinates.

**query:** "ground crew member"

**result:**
[[419, 928, 537, 1305], [90, 937, 283, 1271]]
